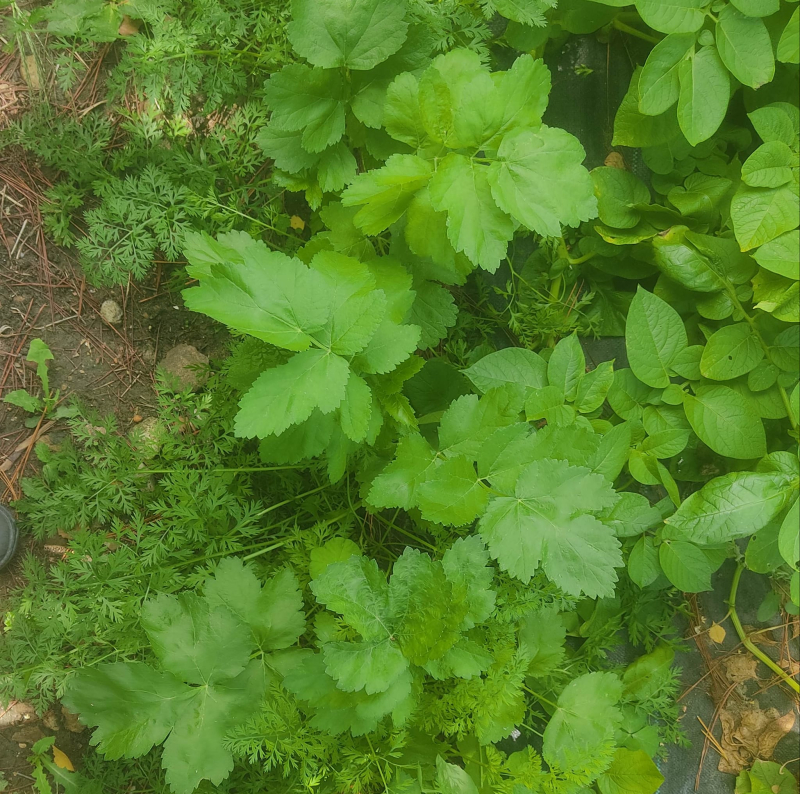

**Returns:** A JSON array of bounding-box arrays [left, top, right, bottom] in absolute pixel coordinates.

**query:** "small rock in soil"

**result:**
[[160, 344, 209, 390], [61, 706, 85, 733], [42, 710, 59, 731], [100, 299, 123, 325], [140, 342, 157, 365], [0, 702, 35, 727], [11, 725, 45, 745], [130, 416, 165, 459]]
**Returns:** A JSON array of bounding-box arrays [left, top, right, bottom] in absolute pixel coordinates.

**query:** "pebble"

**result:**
[[160, 344, 209, 390], [100, 299, 123, 325]]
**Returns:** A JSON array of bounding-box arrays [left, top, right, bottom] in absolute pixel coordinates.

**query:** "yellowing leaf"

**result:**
[[52, 746, 75, 771], [708, 623, 726, 643]]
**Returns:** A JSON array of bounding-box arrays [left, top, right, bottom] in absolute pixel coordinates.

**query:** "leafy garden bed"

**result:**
[[0, 0, 798, 793]]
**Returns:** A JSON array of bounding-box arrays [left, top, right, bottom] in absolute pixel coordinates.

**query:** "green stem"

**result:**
[[729, 562, 800, 694], [566, 251, 597, 265], [522, 684, 558, 709], [136, 465, 307, 475], [365, 734, 390, 793], [252, 483, 331, 518], [612, 19, 661, 44]]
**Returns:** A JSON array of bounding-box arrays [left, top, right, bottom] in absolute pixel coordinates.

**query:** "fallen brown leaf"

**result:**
[[718, 703, 796, 774], [604, 151, 626, 169], [724, 654, 759, 684], [709, 622, 727, 643]]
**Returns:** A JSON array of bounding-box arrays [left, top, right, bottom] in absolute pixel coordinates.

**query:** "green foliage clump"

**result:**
[[3, 0, 799, 792]]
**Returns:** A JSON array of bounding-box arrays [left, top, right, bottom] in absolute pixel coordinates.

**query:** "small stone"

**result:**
[[140, 343, 157, 365], [160, 344, 209, 390], [42, 710, 59, 731], [100, 299, 123, 325], [61, 706, 85, 733], [130, 416, 165, 459], [0, 701, 36, 727], [11, 725, 45, 744]]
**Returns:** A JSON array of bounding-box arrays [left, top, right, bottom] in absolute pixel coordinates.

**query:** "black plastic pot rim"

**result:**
[[0, 505, 18, 571]]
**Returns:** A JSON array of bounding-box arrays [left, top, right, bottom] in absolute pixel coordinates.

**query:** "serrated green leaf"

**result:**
[[416, 455, 489, 526], [204, 560, 305, 651], [323, 640, 408, 694], [389, 548, 463, 663], [284, 652, 414, 736], [441, 535, 496, 629], [480, 459, 622, 596], [257, 127, 320, 172], [264, 65, 346, 153], [384, 72, 429, 148], [343, 154, 433, 235], [519, 605, 566, 677], [183, 232, 331, 352], [542, 671, 622, 773], [368, 433, 437, 509], [489, 127, 597, 239], [142, 593, 253, 685], [596, 748, 664, 794], [287, 0, 408, 70], [355, 320, 421, 375], [429, 153, 515, 272], [340, 372, 373, 442], [311, 555, 391, 641], [407, 282, 458, 349], [525, 385, 574, 425], [477, 423, 537, 491], [235, 350, 350, 438], [62, 663, 186, 760], [438, 389, 521, 458]]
